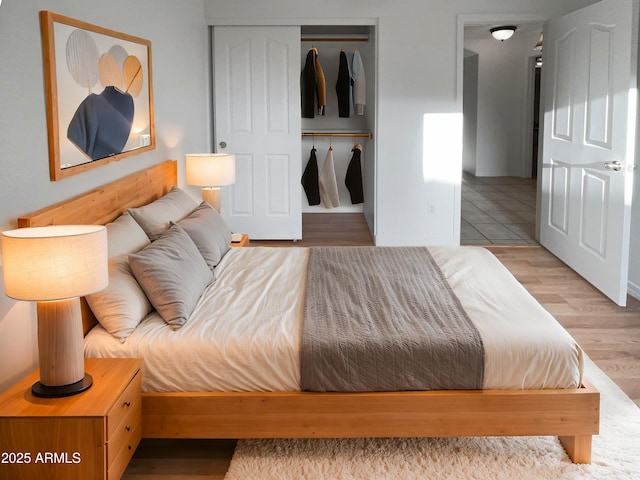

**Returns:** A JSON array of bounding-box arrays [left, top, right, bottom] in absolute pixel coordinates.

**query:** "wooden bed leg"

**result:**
[[559, 435, 592, 464]]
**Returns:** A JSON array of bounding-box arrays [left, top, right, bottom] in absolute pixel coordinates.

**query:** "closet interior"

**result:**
[[300, 25, 376, 238]]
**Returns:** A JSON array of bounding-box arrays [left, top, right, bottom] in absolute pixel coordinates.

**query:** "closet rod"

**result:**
[[301, 37, 368, 42], [302, 132, 372, 138]]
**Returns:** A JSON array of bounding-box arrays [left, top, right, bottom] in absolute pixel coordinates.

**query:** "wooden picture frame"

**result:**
[[40, 11, 155, 181]]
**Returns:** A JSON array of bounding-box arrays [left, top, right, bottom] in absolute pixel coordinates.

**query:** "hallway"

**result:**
[[461, 173, 537, 245]]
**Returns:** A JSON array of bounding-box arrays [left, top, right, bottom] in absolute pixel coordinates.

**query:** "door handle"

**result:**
[[604, 161, 622, 171], [219, 141, 227, 149]]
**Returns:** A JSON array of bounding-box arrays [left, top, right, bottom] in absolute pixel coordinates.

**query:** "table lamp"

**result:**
[[1, 225, 108, 398], [185, 153, 236, 212]]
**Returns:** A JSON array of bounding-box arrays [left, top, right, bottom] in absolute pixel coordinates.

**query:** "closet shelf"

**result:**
[[302, 131, 372, 139], [301, 36, 368, 43]]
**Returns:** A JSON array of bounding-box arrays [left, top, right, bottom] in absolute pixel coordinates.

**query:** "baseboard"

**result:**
[[374, 233, 458, 246], [628, 280, 640, 301]]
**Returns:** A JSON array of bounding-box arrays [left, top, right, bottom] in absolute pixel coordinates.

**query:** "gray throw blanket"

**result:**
[[301, 247, 484, 392]]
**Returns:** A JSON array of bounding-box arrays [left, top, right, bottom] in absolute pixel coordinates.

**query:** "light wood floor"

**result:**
[[122, 213, 640, 479]]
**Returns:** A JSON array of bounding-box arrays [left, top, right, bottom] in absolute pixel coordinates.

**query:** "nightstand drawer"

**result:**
[[107, 416, 141, 480], [107, 394, 141, 465], [107, 370, 141, 439]]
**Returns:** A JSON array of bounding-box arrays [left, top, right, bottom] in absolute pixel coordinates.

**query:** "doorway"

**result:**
[[460, 20, 544, 245], [531, 57, 542, 179]]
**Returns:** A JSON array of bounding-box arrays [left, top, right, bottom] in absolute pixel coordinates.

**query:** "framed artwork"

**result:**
[[40, 11, 155, 181]]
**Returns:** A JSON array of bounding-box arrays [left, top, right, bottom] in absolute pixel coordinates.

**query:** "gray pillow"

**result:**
[[128, 187, 198, 241], [129, 224, 214, 329], [176, 202, 231, 270]]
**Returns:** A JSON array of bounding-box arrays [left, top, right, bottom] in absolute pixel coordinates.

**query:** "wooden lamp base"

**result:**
[[201, 187, 221, 212], [34, 298, 92, 398]]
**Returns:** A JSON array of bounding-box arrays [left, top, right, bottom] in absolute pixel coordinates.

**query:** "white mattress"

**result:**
[[84, 246, 583, 392]]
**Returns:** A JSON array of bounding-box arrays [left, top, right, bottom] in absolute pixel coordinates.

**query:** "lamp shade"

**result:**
[[1, 225, 108, 301], [490, 26, 516, 41], [186, 153, 236, 187]]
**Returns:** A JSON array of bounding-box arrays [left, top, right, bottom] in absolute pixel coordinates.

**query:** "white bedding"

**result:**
[[84, 246, 583, 392]]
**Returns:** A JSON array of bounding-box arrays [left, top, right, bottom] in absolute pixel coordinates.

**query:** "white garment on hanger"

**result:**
[[352, 50, 366, 116], [319, 147, 340, 208]]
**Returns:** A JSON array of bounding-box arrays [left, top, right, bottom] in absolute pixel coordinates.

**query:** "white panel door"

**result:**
[[214, 26, 302, 240], [540, 0, 637, 305]]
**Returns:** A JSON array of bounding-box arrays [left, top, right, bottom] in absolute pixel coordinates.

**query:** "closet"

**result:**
[[212, 24, 376, 240], [300, 26, 376, 234]]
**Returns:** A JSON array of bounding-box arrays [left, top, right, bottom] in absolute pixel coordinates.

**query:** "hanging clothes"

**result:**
[[301, 48, 316, 118], [301, 147, 321, 205], [319, 146, 340, 208], [352, 50, 366, 116], [345, 144, 364, 204], [301, 48, 326, 118], [336, 49, 352, 118], [314, 50, 326, 116]]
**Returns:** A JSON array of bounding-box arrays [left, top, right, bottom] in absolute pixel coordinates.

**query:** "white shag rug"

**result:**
[[225, 357, 640, 479]]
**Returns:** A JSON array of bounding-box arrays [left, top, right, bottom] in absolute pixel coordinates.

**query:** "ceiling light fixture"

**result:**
[[490, 26, 517, 41]]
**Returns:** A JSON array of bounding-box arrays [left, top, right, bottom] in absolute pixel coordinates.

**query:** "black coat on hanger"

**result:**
[[302, 147, 321, 205], [336, 49, 352, 118], [345, 144, 364, 204]]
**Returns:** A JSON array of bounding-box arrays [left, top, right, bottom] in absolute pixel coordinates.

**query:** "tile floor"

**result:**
[[461, 173, 538, 245]]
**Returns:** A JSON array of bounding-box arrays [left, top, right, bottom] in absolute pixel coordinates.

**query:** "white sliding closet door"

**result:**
[[213, 26, 302, 240]]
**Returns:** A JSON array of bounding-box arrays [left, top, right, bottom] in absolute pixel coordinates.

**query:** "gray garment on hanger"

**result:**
[[319, 147, 340, 208]]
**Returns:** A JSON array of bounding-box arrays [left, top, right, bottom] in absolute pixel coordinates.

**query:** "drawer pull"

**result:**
[[128, 445, 132, 450], [126, 426, 131, 432], [124, 401, 131, 407]]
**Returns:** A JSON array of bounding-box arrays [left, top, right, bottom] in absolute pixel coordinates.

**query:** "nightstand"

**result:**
[[0, 358, 142, 480], [231, 233, 249, 247]]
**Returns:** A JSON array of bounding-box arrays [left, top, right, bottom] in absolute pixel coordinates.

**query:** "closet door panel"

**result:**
[[214, 26, 301, 239], [230, 154, 254, 216], [265, 39, 291, 134], [228, 39, 252, 133], [266, 154, 291, 216]]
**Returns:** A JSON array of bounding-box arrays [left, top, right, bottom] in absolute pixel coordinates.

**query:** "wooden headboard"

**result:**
[[18, 160, 178, 334], [19, 160, 177, 227]]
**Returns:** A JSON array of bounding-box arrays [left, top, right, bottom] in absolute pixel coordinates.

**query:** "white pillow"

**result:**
[[85, 255, 153, 342], [85, 212, 153, 342], [129, 224, 214, 330], [105, 211, 150, 257], [176, 202, 231, 270], [128, 187, 198, 241]]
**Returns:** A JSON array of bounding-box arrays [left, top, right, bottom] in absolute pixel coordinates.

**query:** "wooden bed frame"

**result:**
[[18, 160, 599, 464]]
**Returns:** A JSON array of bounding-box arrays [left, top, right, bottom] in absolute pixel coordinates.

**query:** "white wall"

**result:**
[[630, 170, 640, 298], [463, 50, 479, 175], [465, 28, 542, 177], [0, 0, 210, 390]]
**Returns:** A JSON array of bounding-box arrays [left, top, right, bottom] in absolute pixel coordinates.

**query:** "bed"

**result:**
[[17, 160, 599, 464]]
